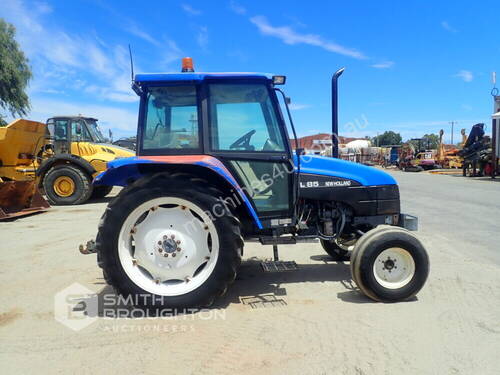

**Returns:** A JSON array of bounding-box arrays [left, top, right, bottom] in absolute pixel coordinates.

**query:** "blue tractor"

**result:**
[[90, 58, 429, 308]]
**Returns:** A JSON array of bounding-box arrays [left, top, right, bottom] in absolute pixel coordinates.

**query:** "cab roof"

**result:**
[[48, 116, 98, 121], [134, 72, 274, 84]]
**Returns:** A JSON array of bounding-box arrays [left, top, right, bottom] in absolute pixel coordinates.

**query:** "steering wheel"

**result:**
[[229, 129, 256, 150]]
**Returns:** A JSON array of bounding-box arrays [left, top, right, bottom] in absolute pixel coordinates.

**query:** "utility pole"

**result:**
[[449, 121, 456, 145]]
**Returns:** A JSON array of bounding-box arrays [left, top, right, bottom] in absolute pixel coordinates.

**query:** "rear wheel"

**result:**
[[96, 173, 243, 309], [42, 164, 93, 205], [351, 228, 429, 302]]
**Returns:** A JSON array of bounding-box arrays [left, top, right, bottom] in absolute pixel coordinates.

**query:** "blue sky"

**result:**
[[1, 0, 499, 143]]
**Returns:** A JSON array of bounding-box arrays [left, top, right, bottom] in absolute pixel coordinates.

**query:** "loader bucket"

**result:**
[[0, 180, 50, 220]]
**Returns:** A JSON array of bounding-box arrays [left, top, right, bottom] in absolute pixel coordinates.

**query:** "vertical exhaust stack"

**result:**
[[331, 67, 345, 158]]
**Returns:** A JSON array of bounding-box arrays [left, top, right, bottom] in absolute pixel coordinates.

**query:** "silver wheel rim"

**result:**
[[373, 247, 415, 289], [118, 197, 219, 296]]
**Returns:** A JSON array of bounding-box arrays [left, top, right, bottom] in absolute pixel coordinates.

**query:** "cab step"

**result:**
[[261, 260, 298, 272], [259, 236, 297, 245]]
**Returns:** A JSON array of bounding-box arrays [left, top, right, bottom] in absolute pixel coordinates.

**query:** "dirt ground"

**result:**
[[1, 170, 499, 375]]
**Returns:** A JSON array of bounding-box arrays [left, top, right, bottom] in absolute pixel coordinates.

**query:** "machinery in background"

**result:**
[[435, 129, 465, 169], [112, 138, 136, 151], [39, 116, 134, 205], [0, 116, 134, 219], [458, 123, 494, 177], [0, 119, 50, 219], [398, 138, 438, 172]]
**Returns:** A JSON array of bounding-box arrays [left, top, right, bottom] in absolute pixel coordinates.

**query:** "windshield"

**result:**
[[85, 120, 106, 143], [209, 83, 286, 152]]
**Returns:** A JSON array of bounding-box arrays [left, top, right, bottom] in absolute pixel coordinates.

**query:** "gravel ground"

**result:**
[[1, 170, 499, 375]]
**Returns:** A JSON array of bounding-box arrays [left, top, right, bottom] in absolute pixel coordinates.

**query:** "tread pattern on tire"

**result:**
[[42, 164, 92, 205], [95, 172, 244, 309]]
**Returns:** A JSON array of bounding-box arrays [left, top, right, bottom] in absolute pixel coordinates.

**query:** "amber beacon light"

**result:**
[[181, 57, 195, 72]]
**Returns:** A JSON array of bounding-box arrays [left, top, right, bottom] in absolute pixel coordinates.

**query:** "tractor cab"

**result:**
[[132, 67, 295, 224]]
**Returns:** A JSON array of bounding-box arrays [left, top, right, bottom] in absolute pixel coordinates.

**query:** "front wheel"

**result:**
[[42, 164, 92, 205], [96, 173, 243, 309], [351, 228, 429, 302]]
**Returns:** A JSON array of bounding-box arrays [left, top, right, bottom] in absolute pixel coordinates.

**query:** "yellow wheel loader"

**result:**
[[0, 116, 134, 218], [38, 116, 134, 205]]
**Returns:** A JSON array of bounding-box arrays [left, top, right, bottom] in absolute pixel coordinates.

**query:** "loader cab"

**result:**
[[135, 72, 295, 222], [46, 116, 105, 154]]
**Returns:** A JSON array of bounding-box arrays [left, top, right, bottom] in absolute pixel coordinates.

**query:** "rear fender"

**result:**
[[94, 155, 263, 229]]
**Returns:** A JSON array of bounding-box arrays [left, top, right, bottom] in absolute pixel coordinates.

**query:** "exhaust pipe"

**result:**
[[331, 67, 345, 158]]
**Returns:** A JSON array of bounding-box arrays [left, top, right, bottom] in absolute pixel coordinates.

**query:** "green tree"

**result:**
[[372, 131, 402, 146], [421, 133, 440, 149], [0, 19, 32, 126], [406, 134, 440, 151]]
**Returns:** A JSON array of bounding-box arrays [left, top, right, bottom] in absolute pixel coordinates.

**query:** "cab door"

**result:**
[[206, 82, 295, 225], [47, 118, 71, 154]]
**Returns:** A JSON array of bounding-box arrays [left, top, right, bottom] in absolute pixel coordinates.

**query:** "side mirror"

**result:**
[[285, 97, 291, 105]]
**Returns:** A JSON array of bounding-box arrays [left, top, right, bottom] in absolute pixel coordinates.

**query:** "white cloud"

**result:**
[[455, 70, 474, 82], [250, 16, 366, 60], [197, 26, 209, 49], [289, 103, 311, 111], [1, 0, 139, 103], [229, 1, 246, 15], [164, 40, 183, 65], [371, 61, 394, 69], [441, 21, 458, 33], [125, 23, 161, 46], [34, 1, 52, 14], [181, 4, 201, 16]]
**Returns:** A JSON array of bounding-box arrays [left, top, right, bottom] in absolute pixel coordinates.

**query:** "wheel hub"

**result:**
[[373, 247, 416, 289], [382, 257, 396, 271], [53, 176, 75, 197], [155, 233, 182, 258]]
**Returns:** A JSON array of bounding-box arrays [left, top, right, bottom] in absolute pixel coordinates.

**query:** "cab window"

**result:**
[[142, 86, 199, 150], [209, 84, 286, 152], [53, 120, 68, 140], [71, 120, 92, 141]]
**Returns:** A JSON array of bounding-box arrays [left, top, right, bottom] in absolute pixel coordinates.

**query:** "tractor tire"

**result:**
[[91, 185, 113, 200], [96, 172, 243, 310], [320, 239, 349, 261], [351, 226, 413, 300], [351, 228, 429, 302], [42, 164, 93, 205]]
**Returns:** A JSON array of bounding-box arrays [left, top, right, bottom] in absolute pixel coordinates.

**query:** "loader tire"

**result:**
[[96, 172, 243, 310], [43, 164, 93, 205]]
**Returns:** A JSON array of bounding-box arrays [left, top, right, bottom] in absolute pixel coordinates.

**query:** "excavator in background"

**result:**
[[0, 116, 134, 220]]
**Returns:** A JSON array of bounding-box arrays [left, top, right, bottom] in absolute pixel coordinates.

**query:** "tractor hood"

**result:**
[[295, 154, 397, 186]]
